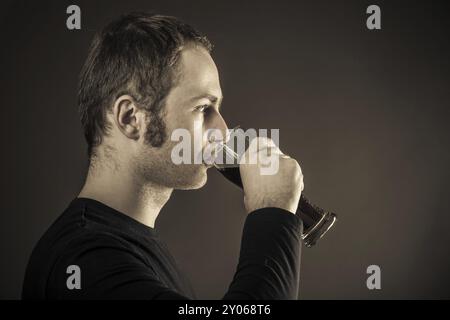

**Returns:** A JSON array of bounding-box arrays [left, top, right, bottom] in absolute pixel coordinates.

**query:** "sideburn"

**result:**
[[144, 109, 168, 147]]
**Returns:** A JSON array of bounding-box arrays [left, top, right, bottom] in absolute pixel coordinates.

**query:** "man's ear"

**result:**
[[112, 95, 143, 140]]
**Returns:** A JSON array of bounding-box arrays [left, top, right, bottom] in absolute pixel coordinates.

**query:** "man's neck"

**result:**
[[78, 160, 173, 228]]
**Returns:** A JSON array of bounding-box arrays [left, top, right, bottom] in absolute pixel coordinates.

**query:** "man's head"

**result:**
[[78, 12, 228, 189]]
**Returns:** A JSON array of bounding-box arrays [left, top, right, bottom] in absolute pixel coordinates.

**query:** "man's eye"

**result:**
[[196, 105, 211, 113]]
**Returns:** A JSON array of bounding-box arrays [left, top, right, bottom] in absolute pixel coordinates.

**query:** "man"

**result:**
[[22, 12, 304, 300]]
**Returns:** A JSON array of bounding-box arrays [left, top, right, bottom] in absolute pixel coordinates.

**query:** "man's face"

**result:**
[[134, 45, 228, 189]]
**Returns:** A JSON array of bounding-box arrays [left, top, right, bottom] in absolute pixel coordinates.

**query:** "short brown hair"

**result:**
[[78, 12, 212, 157]]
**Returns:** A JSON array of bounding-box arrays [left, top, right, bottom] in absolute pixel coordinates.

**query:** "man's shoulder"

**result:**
[[22, 202, 133, 299], [26, 201, 138, 276]]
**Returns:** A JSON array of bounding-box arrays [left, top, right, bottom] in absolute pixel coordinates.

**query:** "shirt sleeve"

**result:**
[[223, 207, 303, 300], [49, 207, 302, 300]]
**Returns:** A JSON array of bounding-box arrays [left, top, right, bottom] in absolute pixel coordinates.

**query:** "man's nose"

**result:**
[[209, 112, 229, 143]]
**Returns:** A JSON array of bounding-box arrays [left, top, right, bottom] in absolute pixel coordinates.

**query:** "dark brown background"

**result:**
[[1, 0, 449, 299]]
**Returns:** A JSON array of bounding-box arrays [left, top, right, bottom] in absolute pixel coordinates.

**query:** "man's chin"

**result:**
[[174, 165, 209, 190]]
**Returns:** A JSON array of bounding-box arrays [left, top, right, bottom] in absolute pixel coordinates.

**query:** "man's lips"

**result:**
[[202, 143, 221, 166]]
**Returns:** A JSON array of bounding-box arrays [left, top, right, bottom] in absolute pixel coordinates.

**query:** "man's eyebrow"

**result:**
[[190, 94, 224, 108]]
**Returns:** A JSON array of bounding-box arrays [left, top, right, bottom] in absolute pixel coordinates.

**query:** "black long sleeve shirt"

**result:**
[[22, 197, 303, 300]]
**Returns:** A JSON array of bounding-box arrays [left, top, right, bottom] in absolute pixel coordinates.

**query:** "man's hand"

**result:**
[[239, 137, 304, 214]]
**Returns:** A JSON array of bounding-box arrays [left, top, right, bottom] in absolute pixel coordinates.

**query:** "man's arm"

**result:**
[[223, 207, 302, 300], [222, 137, 304, 299]]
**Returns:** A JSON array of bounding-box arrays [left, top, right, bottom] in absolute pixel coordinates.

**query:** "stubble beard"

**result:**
[[135, 120, 208, 190]]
